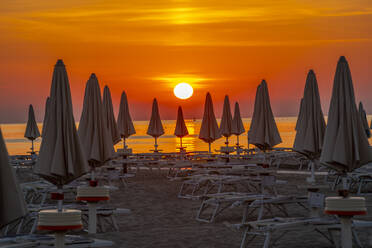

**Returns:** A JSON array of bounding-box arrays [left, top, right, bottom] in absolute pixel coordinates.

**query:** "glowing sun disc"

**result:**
[[174, 83, 193, 99]]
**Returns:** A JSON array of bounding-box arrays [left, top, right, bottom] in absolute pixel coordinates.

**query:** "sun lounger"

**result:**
[[236, 217, 372, 248], [196, 193, 307, 223], [0, 234, 113, 247], [178, 172, 284, 199]]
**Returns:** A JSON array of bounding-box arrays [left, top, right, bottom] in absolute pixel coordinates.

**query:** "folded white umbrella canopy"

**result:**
[[0, 128, 27, 228], [41, 97, 50, 137], [117, 91, 136, 149], [231, 102, 245, 148], [199, 92, 221, 153], [293, 70, 326, 158], [358, 102, 371, 138], [219, 95, 233, 146], [320, 56, 372, 173], [103, 85, 121, 145], [34, 60, 89, 186], [147, 98, 164, 152], [293, 70, 326, 183], [24, 104, 41, 153], [174, 106, 188, 138], [78, 73, 114, 167], [174, 106, 188, 149], [248, 80, 282, 151]]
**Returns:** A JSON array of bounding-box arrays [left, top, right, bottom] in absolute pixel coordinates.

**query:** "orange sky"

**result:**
[[1, 0, 372, 123]]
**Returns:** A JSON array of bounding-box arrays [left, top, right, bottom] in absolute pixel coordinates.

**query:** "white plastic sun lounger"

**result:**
[[196, 193, 307, 223], [236, 217, 372, 248], [0, 234, 113, 247]]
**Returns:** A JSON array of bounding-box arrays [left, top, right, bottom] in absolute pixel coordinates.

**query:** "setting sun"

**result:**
[[173, 83, 193, 100]]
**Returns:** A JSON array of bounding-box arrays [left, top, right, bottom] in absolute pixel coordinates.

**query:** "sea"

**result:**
[[2, 117, 372, 155]]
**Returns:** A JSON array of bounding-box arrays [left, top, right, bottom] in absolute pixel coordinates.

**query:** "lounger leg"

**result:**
[[30, 217, 38, 234], [211, 203, 220, 223], [16, 218, 24, 234], [263, 231, 271, 248], [352, 229, 363, 248], [40, 192, 48, 207], [328, 228, 340, 248], [178, 183, 186, 198], [258, 204, 264, 220], [111, 215, 119, 231], [357, 179, 363, 195], [240, 227, 249, 248]]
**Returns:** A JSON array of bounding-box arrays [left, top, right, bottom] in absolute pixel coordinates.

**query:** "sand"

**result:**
[[16, 167, 372, 247], [87, 170, 372, 248]]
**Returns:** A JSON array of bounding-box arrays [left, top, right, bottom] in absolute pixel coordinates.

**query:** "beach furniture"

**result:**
[[33, 60, 91, 248], [117, 91, 136, 152], [0, 234, 113, 247], [219, 95, 233, 159], [248, 80, 282, 157], [199, 92, 222, 153], [320, 56, 372, 248], [236, 216, 372, 248], [231, 102, 245, 155], [293, 70, 326, 183], [196, 193, 307, 223], [24, 105, 40, 155], [78, 73, 116, 234], [174, 106, 189, 154], [194, 173, 297, 223], [102, 86, 121, 146], [178, 170, 283, 200], [147, 98, 164, 152]]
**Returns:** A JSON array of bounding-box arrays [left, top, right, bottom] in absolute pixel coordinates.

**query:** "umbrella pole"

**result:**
[[307, 161, 315, 183], [123, 137, 126, 150], [236, 135, 240, 155], [91, 167, 95, 181], [55, 232, 65, 248], [154, 137, 158, 152], [57, 185, 63, 212], [340, 217, 352, 248], [208, 142, 211, 154], [88, 202, 97, 234], [31, 140, 34, 154], [180, 137, 182, 149]]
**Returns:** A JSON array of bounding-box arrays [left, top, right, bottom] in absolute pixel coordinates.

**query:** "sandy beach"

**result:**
[[68, 169, 371, 248]]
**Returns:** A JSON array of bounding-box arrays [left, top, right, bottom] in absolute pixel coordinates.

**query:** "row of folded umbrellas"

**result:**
[[2, 56, 372, 229]]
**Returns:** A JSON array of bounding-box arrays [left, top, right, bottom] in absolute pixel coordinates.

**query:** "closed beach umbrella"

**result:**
[[320, 56, 372, 173], [34, 59, 89, 248], [232, 102, 245, 151], [24, 104, 40, 153], [103, 86, 121, 145], [0, 128, 27, 228], [248, 80, 282, 151], [199, 92, 221, 153], [78, 73, 114, 168], [41, 97, 50, 137], [34, 60, 89, 186], [293, 70, 326, 183], [117, 91, 136, 149], [219, 95, 233, 146], [358, 102, 371, 138], [147, 98, 164, 152], [174, 106, 188, 150], [294, 70, 326, 158]]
